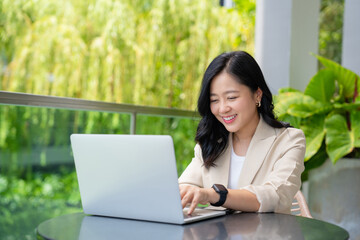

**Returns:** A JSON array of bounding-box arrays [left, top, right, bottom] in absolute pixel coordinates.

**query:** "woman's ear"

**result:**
[[256, 88, 263, 102]]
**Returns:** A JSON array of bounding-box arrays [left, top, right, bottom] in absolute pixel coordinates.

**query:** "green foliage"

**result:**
[[275, 56, 360, 172], [319, 0, 344, 64], [0, 105, 131, 175], [232, 0, 256, 51], [0, 105, 198, 239], [0, 105, 199, 177], [0, 1, 256, 239], [0, 170, 81, 240], [0, 0, 254, 110]]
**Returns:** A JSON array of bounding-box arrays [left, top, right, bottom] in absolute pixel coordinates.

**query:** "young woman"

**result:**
[[179, 51, 305, 215]]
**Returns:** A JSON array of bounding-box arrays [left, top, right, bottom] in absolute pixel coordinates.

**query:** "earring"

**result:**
[[256, 101, 261, 107]]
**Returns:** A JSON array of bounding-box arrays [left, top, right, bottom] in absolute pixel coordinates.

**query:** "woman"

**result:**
[[179, 51, 305, 215]]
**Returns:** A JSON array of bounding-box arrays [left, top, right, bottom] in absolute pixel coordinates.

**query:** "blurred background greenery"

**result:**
[[0, 0, 344, 239], [0, 0, 255, 109], [319, 0, 344, 64], [0, 0, 255, 239]]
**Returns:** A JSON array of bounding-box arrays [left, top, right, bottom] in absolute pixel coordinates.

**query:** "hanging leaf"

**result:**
[[304, 69, 335, 103], [325, 114, 353, 164], [351, 111, 360, 148], [316, 55, 360, 100], [287, 95, 332, 118], [302, 114, 326, 161], [274, 91, 304, 118]]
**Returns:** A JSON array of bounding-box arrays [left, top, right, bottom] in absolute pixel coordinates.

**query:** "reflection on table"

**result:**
[[37, 212, 349, 240]]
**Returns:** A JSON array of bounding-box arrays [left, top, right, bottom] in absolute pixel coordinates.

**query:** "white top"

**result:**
[[228, 147, 245, 189]]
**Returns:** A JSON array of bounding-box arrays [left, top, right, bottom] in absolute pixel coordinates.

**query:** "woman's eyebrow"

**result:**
[[224, 90, 240, 94], [210, 90, 239, 96]]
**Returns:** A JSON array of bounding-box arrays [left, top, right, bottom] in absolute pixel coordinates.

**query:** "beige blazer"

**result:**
[[178, 117, 305, 214]]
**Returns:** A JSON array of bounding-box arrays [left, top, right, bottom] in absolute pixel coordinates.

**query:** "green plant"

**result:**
[[319, 0, 344, 64], [0, 0, 255, 111], [275, 55, 360, 175]]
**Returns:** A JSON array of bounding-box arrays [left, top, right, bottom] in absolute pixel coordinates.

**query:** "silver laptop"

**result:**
[[70, 134, 225, 224]]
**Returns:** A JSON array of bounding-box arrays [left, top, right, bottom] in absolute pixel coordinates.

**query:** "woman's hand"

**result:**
[[179, 185, 260, 214], [179, 185, 217, 215]]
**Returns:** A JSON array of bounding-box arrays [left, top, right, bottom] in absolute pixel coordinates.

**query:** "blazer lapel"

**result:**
[[237, 117, 277, 188]]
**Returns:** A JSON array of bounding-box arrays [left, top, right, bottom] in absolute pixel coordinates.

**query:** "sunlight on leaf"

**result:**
[[325, 114, 353, 164], [304, 69, 335, 103], [287, 96, 332, 118], [351, 111, 360, 148], [316, 55, 359, 100], [274, 92, 304, 118], [302, 115, 326, 161]]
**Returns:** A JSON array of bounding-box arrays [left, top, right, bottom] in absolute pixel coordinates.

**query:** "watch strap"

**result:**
[[210, 184, 228, 207]]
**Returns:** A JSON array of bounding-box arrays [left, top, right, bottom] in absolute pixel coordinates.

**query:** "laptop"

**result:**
[[70, 134, 226, 224]]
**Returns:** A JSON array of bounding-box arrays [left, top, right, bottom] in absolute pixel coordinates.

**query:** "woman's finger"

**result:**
[[181, 192, 193, 209], [187, 196, 199, 215]]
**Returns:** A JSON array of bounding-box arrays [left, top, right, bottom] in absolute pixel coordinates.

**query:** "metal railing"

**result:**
[[0, 91, 200, 134]]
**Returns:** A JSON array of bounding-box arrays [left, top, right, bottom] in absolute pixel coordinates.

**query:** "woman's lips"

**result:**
[[222, 114, 237, 124]]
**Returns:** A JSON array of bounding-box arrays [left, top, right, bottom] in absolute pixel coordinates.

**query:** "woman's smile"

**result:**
[[222, 114, 237, 124]]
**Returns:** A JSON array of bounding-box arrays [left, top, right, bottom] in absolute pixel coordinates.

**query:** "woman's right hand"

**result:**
[[179, 184, 216, 215]]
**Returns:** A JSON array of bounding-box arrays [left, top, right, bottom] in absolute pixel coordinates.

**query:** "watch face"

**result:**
[[214, 184, 227, 192]]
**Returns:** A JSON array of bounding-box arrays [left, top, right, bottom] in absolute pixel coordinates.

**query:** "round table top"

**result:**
[[37, 212, 349, 240]]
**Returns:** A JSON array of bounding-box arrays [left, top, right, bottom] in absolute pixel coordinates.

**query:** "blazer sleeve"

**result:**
[[242, 128, 306, 213], [178, 144, 204, 187]]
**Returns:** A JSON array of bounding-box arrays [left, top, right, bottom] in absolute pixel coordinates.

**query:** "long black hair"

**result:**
[[195, 51, 289, 168]]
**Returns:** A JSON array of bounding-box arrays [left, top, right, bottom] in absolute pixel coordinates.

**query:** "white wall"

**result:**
[[342, 0, 360, 75], [255, 0, 321, 93]]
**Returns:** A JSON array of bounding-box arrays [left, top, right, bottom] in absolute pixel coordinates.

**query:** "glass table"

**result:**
[[36, 212, 349, 240]]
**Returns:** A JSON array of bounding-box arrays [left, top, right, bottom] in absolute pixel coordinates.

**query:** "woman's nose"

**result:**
[[219, 101, 230, 114]]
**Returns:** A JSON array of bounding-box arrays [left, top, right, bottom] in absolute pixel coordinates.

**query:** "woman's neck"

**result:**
[[232, 116, 260, 156]]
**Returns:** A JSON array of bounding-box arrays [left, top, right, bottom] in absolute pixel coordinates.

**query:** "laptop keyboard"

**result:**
[[183, 210, 202, 219]]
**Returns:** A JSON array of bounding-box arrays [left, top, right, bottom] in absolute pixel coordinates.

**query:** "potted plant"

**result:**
[[274, 55, 360, 238], [274, 55, 360, 178]]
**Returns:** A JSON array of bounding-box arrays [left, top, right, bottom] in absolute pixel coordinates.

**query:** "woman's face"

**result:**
[[209, 71, 262, 136]]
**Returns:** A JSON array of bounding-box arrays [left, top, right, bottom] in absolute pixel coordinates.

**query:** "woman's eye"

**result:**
[[210, 99, 218, 103], [228, 96, 237, 100]]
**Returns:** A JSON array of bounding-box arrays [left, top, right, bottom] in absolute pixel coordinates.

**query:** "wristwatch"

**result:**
[[210, 184, 228, 207]]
